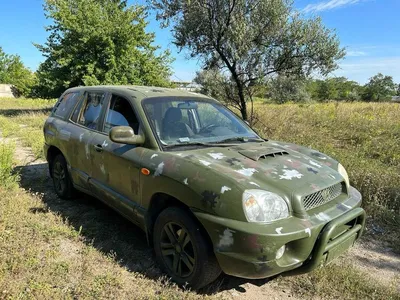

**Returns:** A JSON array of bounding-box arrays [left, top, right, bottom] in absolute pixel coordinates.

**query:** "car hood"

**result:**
[[177, 140, 342, 194], [142, 140, 345, 219]]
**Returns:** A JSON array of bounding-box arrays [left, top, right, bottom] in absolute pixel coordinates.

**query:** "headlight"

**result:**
[[242, 189, 289, 223], [338, 163, 350, 187]]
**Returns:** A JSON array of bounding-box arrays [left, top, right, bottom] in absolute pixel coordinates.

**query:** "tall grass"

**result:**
[[0, 142, 19, 190]]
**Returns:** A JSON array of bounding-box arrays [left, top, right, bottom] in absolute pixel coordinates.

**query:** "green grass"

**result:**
[[0, 97, 55, 159], [0, 142, 19, 190], [252, 101, 400, 248]]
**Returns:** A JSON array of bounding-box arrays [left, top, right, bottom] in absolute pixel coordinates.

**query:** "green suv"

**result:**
[[43, 85, 366, 289]]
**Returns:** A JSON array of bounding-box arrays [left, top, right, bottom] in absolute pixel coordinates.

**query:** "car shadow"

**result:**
[[15, 162, 277, 295]]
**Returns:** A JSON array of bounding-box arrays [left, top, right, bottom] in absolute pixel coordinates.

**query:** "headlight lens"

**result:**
[[242, 189, 289, 222], [338, 163, 350, 187]]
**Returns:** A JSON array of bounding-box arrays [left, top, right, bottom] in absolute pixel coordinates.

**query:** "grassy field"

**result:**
[[252, 101, 400, 246], [0, 97, 399, 299]]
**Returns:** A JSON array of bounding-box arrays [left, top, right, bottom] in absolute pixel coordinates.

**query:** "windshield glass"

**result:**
[[142, 97, 261, 147]]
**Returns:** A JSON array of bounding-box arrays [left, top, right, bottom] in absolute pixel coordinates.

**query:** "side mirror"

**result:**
[[109, 126, 145, 145]]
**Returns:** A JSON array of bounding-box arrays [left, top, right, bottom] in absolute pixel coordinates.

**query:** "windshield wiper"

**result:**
[[215, 137, 264, 144], [163, 142, 217, 149]]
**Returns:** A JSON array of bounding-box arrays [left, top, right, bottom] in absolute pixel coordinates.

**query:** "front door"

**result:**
[[89, 93, 143, 224]]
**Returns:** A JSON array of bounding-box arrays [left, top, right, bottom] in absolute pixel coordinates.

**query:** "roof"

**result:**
[[65, 85, 211, 101]]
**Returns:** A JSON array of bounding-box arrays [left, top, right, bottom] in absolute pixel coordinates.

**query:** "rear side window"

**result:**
[[53, 92, 80, 118], [78, 92, 106, 130]]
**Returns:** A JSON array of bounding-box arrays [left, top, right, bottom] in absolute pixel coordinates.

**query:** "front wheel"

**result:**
[[52, 154, 76, 199], [153, 207, 221, 289]]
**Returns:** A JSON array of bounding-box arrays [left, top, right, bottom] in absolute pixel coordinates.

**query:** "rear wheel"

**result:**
[[153, 207, 221, 290], [52, 154, 76, 199]]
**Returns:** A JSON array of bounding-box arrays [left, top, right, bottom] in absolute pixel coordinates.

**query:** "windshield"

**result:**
[[142, 97, 261, 147]]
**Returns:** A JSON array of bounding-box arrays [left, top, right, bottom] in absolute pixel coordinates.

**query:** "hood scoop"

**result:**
[[238, 147, 289, 161]]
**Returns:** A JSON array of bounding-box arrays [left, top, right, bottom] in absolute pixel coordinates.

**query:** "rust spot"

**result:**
[[141, 168, 150, 175]]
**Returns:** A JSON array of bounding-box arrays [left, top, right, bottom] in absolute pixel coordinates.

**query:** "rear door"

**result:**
[[66, 90, 108, 191], [89, 92, 144, 224]]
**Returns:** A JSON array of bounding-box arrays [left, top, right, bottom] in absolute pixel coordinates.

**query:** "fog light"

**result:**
[[276, 245, 285, 260]]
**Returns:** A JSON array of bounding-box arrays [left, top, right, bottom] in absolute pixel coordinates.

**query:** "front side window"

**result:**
[[53, 92, 80, 118], [143, 98, 261, 147], [103, 95, 140, 134], [78, 92, 106, 130]]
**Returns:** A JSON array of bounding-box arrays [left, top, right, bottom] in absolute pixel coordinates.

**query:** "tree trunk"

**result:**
[[238, 85, 248, 121]]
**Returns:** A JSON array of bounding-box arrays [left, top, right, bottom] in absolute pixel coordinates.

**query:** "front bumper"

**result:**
[[194, 186, 365, 279]]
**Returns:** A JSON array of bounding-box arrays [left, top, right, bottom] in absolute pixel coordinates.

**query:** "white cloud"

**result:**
[[334, 57, 400, 84], [303, 0, 362, 13], [346, 50, 368, 57]]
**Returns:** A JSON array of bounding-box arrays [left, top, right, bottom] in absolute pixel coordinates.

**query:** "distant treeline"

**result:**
[[260, 74, 400, 103]]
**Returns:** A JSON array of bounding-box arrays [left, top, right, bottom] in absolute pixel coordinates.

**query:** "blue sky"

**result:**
[[0, 0, 399, 84]]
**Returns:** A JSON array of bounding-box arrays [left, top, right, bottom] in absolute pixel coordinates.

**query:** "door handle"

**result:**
[[94, 144, 103, 153]]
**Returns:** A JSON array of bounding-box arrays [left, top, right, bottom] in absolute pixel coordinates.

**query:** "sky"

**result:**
[[0, 0, 399, 84]]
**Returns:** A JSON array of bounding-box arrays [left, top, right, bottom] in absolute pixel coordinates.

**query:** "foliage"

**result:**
[[193, 69, 227, 101], [267, 75, 310, 103], [362, 73, 397, 101], [151, 0, 345, 121], [34, 0, 173, 98], [306, 77, 363, 101], [0, 47, 36, 97]]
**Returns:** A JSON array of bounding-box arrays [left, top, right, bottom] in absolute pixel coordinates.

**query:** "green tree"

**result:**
[[151, 0, 345, 121], [194, 69, 227, 101], [362, 73, 397, 101], [35, 0, 173, 98], [0, 47, 35, 97], [267, 75, 310, 103]]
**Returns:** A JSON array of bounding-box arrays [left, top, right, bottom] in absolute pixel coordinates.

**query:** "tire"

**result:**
[[153, 207, 221, 290], [51, 154, 76, 199]]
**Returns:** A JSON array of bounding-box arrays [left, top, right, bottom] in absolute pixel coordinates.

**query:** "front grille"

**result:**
[[303, 183, 343, 210]]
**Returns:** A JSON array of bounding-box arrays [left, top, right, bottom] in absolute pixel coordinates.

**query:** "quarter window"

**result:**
[[53, 92, 80, 118], [104, 95, 139, 134], [78, 92, 106, 130]]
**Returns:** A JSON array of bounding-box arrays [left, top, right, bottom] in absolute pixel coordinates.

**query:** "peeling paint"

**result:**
[[79, 133, 84, 142], [199, 159, 212, 166], [279, 169, 303, 180], [183, 178, 188, 185], [84, 143, 90, 159], [154, 162, 164, 177], [221, 186, 231, 194], [309, 160, 322, 168], [100, 164, 106, 174], [225, 157, 241, 166], [307, 167, 318, 174], [102, 140, 109, 148], [249, 182, 260, 187], [275, 227, 283, 234], [311, 152, 327, 160], [201, 190, 220, 208], [208, 152, 225, 160], [151, 154, 158, 159], [235, 168, 258, 176], [305, 228, 311, 237], [218, 228, 235, 247]]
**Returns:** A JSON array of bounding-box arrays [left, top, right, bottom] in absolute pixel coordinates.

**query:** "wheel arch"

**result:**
[[145, 192, 214, 248], [46, 145, 63, 177]]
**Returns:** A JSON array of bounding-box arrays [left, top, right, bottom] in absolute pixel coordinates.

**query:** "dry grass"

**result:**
[[251, 101, 400, 247]]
